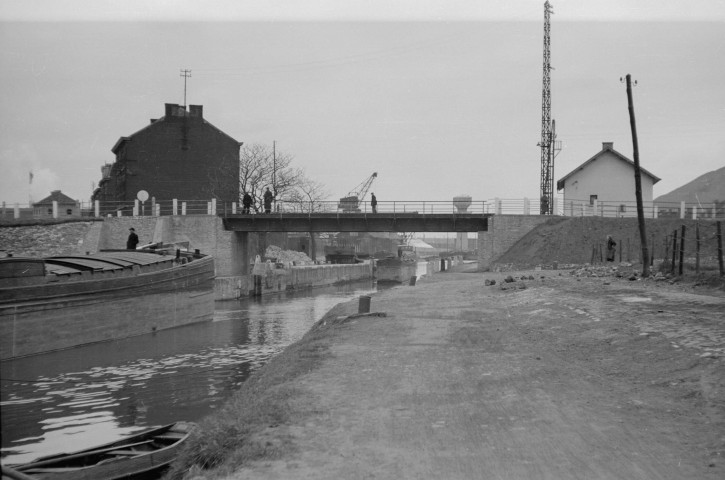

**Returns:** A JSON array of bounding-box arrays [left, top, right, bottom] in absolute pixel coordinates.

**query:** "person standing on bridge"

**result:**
[[370, 193, 377, 213], [242, 192, 253, 214], [263, 187, 274, 214]]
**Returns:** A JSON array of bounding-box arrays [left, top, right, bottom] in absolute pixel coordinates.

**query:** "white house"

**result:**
[[556, 142, 660, 217]]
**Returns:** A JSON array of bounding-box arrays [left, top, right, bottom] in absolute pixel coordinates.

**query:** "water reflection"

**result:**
[[1, 279, 386, 464]]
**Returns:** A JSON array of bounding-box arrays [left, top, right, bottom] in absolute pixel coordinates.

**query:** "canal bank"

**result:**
[[167, 265, 725, 480]]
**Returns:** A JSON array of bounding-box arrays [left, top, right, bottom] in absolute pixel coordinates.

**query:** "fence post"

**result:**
[[553, 197, 559, 215], [717, 221, 724, 277], [14, 203, 20, 219], [523, 197, 530, 215], [695, 223, 700, 274], [212, 198, 217, 215], [172, 199, 178, 216], [94, 200, 100, 217], [495, 198, 501, 215], [653, 205, 658, 219], [679, 225, 686, 275], [671, 230, 677, 275], [134, 199, 139, 216], [232, 202, 237, 214], [52, 200, 58, 218], [627, 238, 631, 262], [182, 202, 187, 215], [650, 232, 655, 267], [664, 235, 669, 269], [156, 203, 161, 216], [680, 201, 685, 219], [618, 238, 622, 262], [692, 206, 697, 220]]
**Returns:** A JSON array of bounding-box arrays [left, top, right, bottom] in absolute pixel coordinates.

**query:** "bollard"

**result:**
[[409, 276, 417, 286], [358, 295, 371, 314]]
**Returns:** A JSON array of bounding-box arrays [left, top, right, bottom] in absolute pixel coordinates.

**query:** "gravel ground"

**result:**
[[176, 265, 725, 480]]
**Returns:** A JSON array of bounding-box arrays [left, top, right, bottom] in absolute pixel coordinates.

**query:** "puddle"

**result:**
[[621, 296, 652, 303]]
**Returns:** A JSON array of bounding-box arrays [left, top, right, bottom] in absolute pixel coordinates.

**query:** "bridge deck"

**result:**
[[222, 213, 490, 232]]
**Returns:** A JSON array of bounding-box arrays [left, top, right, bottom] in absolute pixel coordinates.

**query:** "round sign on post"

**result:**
[[137, 190, 149, 202]]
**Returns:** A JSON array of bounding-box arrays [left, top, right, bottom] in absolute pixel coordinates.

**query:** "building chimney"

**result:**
[[164, 103, 186, 118], [602, 142, 614, 150], [189, 105, 203, 118]]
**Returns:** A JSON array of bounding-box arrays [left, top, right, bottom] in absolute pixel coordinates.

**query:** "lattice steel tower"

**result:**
[[539, 1, 555, 215]]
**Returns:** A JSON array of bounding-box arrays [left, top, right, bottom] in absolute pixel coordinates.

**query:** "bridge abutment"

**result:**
[[478, 215, 554, 270]]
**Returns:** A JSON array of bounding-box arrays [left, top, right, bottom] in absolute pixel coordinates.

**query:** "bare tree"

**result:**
[[239, 143, 303, 213], [286, 176, 330, 260]]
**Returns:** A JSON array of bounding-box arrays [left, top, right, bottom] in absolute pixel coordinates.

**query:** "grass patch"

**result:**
[[163, 300, 359, 479]]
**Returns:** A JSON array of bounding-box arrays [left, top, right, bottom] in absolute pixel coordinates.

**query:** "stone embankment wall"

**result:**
[[1, 217, 375, 300], [0, 221, 104, 258]]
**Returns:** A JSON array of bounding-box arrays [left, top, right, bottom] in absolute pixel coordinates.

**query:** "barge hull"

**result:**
[[0, 256, 214, 360]]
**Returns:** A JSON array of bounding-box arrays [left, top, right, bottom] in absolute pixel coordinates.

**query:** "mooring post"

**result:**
[[358, 295, 371, 314]]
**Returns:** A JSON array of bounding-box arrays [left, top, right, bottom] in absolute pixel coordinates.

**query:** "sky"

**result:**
[[1, 0, 724, 206]]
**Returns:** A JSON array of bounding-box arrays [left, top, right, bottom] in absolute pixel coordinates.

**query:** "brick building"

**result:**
[[92, 103, 242, 206]]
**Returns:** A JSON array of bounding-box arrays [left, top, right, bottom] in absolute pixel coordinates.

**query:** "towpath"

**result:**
[[193, 266, 725, 480]]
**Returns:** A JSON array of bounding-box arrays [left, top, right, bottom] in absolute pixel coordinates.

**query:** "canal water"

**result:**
[[1, 278, 399, 465]]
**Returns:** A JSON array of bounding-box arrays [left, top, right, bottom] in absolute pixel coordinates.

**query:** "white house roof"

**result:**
[[556, 142, 661, 191]]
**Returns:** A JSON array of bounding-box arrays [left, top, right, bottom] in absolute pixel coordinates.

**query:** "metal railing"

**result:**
[[3, 197, 723, 220]]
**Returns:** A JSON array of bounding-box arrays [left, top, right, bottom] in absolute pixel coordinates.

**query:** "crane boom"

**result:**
[[338, 172, 378, 212]]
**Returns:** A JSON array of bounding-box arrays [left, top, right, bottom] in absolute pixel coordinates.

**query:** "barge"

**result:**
[[0, 249, 215, 360]]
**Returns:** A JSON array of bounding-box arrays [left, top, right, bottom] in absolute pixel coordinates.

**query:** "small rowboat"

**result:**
[[4, 422, 195, 480]]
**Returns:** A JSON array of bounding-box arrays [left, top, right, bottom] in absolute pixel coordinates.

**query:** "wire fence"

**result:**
[[588, 221, 724, 277]]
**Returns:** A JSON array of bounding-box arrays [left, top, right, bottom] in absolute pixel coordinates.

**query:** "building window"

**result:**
[[589, 195, 598, 206], [47, 208, 53, 215], [66, 209, 73, 215]]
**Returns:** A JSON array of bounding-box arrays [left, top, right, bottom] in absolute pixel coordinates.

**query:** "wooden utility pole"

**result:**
[[624, 74, 650, 277]]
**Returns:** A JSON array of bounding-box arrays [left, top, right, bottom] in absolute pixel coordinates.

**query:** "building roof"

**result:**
[[556, 142, 661, 191], [34, 190, 77, 206], [111, 103, 243, 154]]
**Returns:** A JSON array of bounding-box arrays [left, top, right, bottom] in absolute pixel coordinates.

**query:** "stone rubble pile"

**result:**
[[264, 245, 314, 266]]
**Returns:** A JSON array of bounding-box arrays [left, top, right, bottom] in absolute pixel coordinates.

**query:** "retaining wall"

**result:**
[[477, 215, 552, 270]]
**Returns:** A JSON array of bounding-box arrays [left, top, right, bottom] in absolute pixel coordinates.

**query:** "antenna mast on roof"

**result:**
[[180, 69, 192, 108]]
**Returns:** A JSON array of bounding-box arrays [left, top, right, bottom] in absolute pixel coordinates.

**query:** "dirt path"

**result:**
[[215, 270, 725, 479]]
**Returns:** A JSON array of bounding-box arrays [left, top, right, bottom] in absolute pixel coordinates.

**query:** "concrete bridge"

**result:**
[[222, 212, 490, 233]]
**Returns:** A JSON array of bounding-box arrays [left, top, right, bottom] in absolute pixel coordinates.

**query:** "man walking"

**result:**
[[370, 193, 378, 213]]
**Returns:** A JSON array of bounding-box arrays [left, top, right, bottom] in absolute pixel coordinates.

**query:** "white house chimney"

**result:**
[[602, 142, 614, 150]]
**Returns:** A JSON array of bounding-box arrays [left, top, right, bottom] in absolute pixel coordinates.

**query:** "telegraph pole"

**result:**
[[624, 74, 650, 277], [180, 69, 192, 108]]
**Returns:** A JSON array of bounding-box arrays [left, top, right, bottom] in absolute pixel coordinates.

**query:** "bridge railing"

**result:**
[[261, 200, 490, 215], [4, 197, 721, 220]]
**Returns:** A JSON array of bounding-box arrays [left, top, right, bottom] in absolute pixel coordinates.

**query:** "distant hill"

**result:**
[[654, 166, 725, 205]]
